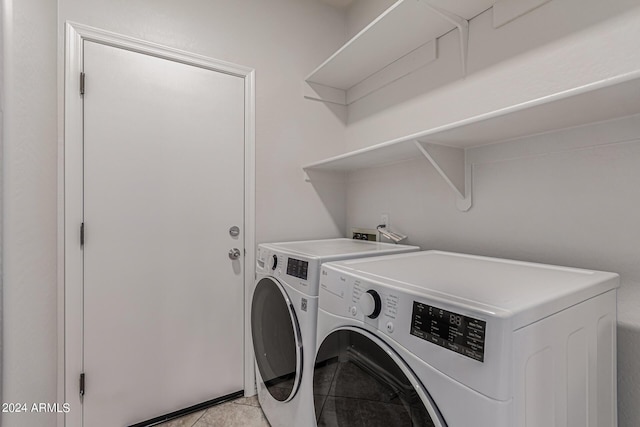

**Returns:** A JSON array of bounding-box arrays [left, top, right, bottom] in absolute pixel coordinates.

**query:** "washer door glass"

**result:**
[[251, 277, 302, 402], [314, 327, 445, 427]]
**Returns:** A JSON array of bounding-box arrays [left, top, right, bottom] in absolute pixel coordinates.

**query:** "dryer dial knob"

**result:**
[[270, 254, 278, 270], [359, 290, 382, 319]]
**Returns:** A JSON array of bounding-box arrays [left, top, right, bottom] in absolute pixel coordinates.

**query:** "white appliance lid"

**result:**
[[261, 238, 419, 260], [327, 250, 619, 325]]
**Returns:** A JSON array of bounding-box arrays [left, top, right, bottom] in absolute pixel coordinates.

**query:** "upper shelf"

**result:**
[[304, 0, 495, 105], [304, 70, 640, 172]]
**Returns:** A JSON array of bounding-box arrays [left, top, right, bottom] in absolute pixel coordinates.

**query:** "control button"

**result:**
[[386, 322, 394, 333], [350, 306, 358, 316], [359, 290, 382, 319], [271, 254, 278, 270]]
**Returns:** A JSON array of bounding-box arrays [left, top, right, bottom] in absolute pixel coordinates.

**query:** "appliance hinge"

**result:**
[[80, 223, 85, 247], [79, 372, 85, 401], [80, 72, 86, 96]]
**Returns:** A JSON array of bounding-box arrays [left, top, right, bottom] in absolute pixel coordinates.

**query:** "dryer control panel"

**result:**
[[286, 257, 309, 280], [257, 246, 320, 296], [410, 302, 486, 362]]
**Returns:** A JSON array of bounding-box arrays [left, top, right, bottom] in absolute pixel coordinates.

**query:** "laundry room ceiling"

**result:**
[[319, 0, 355, 8]]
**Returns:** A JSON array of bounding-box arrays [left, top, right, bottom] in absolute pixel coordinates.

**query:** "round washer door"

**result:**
[[251, 277, 303, 402], [313, 327, 446, 427]]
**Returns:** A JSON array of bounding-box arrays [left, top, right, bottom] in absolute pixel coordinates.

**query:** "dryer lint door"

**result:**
[[313, 327, 446, 426], [251, 277, 303, 402]]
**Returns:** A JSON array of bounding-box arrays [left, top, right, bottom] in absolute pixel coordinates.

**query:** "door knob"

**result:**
[[228, 248, 241, 260]]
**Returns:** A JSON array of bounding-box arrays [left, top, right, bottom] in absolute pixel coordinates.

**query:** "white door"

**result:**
[[82, 40, 245, 426]]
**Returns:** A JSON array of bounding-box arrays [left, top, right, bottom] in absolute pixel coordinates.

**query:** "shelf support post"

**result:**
[[423, 2, 469, 75], [414, 141, 472, 211]]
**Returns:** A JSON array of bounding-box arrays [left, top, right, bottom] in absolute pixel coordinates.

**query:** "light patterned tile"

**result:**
[[232, 395, 261, 407], [194, 401, 270, 427], [155, 410, 206, 427]]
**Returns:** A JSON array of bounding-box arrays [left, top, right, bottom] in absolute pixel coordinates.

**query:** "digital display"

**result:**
[[410, 302, 486, 362], [286, 258, 309, 280]]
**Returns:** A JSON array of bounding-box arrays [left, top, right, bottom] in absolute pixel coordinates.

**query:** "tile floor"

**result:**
[[156, 396, 270, 427]]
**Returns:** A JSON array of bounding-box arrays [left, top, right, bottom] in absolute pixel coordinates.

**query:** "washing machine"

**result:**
[[314, 250, 619, 426], [251, 238, 420, 427]]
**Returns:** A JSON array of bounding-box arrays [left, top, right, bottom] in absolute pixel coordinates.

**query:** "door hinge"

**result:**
[[80, 72, 86, 96], [79, 372, 85, 401], [80, 223, 85, 247]]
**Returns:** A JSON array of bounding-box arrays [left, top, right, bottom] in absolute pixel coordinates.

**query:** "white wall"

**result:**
[[2, 2, 59, 427], [1, 1, 347, 426], [339, 0, 640, 426], [0, 0, 4, 413]]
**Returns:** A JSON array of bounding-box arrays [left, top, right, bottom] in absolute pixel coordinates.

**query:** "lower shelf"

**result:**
[[304, 140, 472, 211]]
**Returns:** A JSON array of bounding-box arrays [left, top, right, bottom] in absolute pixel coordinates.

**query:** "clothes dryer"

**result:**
[[314, 250, 619, 426], [251, 238, 419, 427]]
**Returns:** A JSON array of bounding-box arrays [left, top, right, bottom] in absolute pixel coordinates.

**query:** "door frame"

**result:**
[[59, 22, 255, 427]]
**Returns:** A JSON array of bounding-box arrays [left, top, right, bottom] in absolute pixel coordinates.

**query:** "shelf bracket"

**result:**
[[414, 141, 472, 211], [423, 2, 469, 75]]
